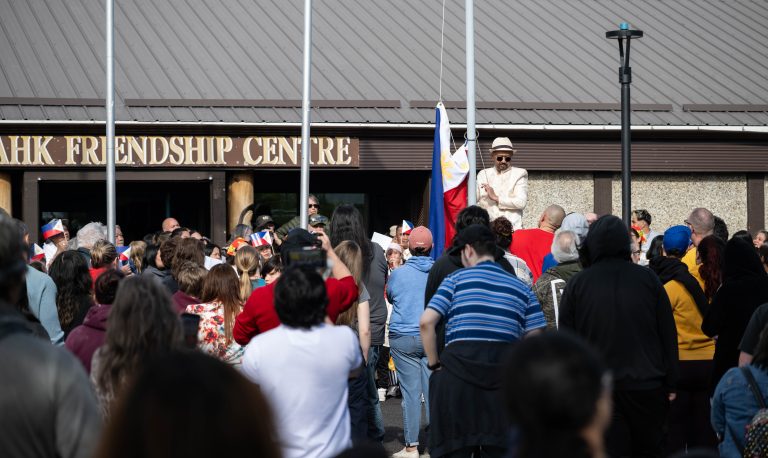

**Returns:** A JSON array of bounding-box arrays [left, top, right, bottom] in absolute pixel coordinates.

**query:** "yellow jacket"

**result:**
[[663, 278, 715, 360]]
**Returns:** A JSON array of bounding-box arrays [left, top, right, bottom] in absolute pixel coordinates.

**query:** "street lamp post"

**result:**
[[606, 23, 642, 227]]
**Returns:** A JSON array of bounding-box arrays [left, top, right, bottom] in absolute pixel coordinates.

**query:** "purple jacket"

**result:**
[[172, 290, 200, 314], [64, 304, 110, 374]]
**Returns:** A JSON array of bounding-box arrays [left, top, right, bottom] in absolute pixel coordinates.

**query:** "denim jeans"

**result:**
[[390, 334, 431, 446], [366, 345, 385, 441]]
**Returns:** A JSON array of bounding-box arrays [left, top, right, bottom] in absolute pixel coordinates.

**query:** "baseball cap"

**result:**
[[254, 215, 274, 230], [308, 214, 329, 227], [408, 226, 433, 251], [447, 224, 495, 255], [663, 225, 691, 255]]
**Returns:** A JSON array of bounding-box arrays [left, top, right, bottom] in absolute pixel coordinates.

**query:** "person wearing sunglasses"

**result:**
[[477, 137, 528, 230], [276, 194, 321, 239]]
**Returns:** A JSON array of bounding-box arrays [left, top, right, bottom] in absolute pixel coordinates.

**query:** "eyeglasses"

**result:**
[[632, 250, 642, 255], [308, 204, 319, 209], [495, 156, 512, 162]]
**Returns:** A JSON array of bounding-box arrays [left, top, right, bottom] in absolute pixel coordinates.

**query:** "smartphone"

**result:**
[[286, 247, 327, 269], [180, 313, 201, 349]]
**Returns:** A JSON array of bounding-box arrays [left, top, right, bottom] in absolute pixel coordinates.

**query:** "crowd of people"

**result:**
[[4, 152, 768, 457]]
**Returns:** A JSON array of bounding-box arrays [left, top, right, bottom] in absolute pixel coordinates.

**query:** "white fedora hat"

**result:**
[[491, 137, 516, 153]]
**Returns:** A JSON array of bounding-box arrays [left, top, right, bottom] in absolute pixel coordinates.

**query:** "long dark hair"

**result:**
[[143, 244, 161, 270], [199, 264, 242, 342], [697, 235, 725, 300], [94, 351, 281, 458], [48, 250, 93, 330], [503, 331, 609, 458], [330, 204, 372, 277], [96, 276, 182, 413]]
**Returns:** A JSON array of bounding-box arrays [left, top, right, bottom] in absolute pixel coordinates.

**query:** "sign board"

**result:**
[[0, 135, 359, 168]]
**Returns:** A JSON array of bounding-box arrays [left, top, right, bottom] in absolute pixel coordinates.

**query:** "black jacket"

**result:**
[[559, 215, 679, 391], [702, 237, 768, 390]]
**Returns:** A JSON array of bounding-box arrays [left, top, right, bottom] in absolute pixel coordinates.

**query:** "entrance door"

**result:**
[[24, 171, 226, 245]]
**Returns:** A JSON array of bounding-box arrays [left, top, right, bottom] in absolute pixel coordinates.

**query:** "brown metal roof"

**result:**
[[0, 0, 767, 126]]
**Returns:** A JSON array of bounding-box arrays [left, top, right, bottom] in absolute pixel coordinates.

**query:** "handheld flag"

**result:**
[[30, 243, 45, 262], [117, 245, 132, 262], [41, 219, 64, 240], [250, 231, 273, 248], [226, 237, 249, 256], [401, 220, 414, 235], [428, 103, 469, 259]]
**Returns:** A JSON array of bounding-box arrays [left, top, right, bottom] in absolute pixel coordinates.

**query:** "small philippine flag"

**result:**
[[40, 219, 64, 240], [402, 220, 415, 236], [117, 246, 131, 262], [30, 243, 45, 262], [250, 230, 273, 247]]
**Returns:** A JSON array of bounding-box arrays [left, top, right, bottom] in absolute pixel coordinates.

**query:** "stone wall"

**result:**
[[521, 172, 594, 228], [612, 173, 749, 234], [516, 172, 752, 233]]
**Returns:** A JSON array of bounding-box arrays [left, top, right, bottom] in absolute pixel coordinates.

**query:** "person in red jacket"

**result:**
[[233, 228, 358, 345], [510, 205, 565, 282]]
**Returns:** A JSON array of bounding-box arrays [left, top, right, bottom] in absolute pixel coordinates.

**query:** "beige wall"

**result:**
[[521, 172, 594, 229], [612, 173, 748, 234]]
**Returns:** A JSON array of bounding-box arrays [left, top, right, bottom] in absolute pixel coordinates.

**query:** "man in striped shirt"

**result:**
[[420, 224, 546, 457]]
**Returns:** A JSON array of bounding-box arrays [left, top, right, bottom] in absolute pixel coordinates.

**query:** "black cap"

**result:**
[[254, 215, 274, 230], [281, 228, 321, 255], [447, 224, 495, 255]]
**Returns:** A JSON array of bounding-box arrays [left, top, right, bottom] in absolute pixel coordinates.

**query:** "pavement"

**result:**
[[381, 393, 429, 456]]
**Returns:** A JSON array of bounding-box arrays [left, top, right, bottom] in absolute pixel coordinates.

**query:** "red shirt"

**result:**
[[233, 275, 359, 346], [510, 228, 555, 282]]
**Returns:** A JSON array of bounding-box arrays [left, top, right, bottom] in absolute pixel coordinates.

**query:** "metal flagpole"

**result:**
[[105, 0, 116, 243], [465, 0, 477, 205], [299, 0, 313, 229]]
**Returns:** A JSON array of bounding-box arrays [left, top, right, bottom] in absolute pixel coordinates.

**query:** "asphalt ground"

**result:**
[[381, 393, 430, 456]]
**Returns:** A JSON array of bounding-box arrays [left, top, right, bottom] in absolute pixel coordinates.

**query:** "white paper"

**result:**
[[371, 232, 392, 252], [43, 242, 58, 268], [204, 256, 224, 270]]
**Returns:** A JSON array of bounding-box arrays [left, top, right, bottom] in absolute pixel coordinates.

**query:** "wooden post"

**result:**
[[227, 172, 254, 235], [0, 172, 11, 216]]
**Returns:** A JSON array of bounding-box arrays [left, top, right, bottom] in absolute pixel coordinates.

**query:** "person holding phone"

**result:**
[[233, 229, 359, 345]]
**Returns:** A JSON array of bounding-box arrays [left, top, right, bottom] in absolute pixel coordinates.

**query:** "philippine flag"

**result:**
[[30, 243, 45, 262], [250, 230, 273, 247], [40, 219, 64, 240], [401, 220, 415, 236], [428, 102, 469, 258], [117, 246, 132, 262]]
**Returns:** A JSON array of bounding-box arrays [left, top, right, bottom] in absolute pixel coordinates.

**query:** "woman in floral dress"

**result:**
[[186, 264, 245, 366]]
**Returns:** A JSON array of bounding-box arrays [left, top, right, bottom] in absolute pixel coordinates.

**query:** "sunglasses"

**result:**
[[495, 156, 512, 162], [308, 204, 319, 209]]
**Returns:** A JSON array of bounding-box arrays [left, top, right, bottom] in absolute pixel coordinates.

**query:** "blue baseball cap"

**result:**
[[663, 225, 691, 255]]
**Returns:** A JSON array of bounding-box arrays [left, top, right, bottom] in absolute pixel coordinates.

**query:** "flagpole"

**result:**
[[105, 0, 116, 244], [299, 0, 313, 229], [465, 0, 477, 205]]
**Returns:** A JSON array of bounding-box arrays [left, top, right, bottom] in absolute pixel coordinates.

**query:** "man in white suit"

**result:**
[[477, 137, 528, 230]]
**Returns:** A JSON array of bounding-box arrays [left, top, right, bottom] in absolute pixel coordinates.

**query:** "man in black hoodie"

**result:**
[[559, 215, 679, 458]]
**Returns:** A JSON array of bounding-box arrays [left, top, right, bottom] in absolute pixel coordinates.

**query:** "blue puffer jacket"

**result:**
[[711, 365, 768, 457]]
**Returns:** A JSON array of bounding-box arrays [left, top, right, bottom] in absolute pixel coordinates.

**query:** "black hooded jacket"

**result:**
[[559, 216, 679, 391], [702, 237, 768, 390]]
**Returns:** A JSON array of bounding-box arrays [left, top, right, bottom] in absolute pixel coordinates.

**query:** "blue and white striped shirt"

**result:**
[[427, 261, 546, 345]]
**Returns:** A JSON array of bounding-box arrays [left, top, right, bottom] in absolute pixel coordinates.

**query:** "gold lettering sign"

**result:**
[[0, 136, 360, 168]]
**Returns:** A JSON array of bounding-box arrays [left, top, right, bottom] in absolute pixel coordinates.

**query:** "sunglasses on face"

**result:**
[[308, 204, 319, 209], [495, 156, 512, 162]]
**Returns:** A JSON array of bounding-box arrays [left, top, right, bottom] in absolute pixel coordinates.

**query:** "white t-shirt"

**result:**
[[242, 324, 362, 458]]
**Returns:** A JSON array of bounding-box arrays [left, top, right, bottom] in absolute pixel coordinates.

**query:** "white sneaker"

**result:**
[[391, 447, 419, 458], [377, 387, 386, 402]]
